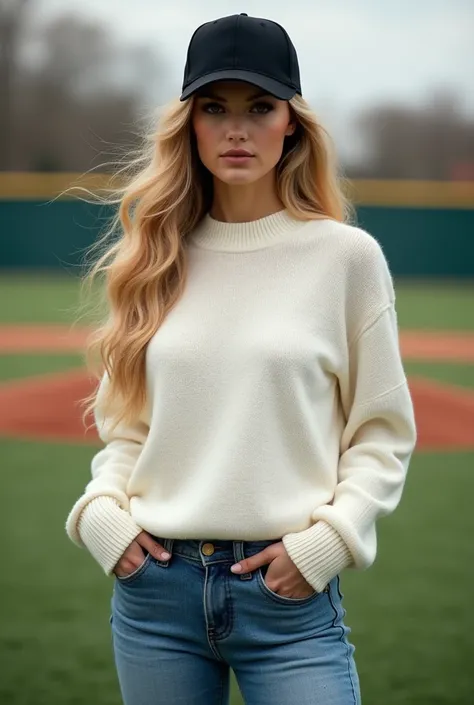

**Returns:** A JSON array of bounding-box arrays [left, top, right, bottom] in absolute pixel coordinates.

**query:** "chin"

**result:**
[[216, 168, 260, 186]]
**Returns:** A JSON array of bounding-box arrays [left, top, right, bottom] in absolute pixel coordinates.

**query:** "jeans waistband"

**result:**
[[150, 536, 282, 579]]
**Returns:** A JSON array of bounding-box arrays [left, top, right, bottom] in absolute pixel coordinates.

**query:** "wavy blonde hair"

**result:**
[[73, 93, 356, 435]]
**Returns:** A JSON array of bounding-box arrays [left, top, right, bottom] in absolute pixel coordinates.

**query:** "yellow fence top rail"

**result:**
[[1, 172, 474, 208]]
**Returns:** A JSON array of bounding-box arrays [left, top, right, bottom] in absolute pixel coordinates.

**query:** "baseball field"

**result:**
[[0, 273, 473, 705]]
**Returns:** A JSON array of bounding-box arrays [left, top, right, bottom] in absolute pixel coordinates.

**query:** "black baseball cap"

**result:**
[[180, 13, 302, 101]]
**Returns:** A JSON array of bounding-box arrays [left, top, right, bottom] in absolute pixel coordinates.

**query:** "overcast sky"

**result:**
[[33, 0, 474, 161]]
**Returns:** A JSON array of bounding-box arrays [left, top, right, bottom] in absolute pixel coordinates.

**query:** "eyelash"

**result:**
[[201, 101, 274, 115]]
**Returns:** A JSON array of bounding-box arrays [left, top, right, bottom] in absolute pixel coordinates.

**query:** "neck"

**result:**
[[210, 171, 283, 223]]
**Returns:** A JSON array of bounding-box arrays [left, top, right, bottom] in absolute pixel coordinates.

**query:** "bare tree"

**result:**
[[3, 7, 164, 171], [0, 0, 30, 169], [346, 91, 474, 180], [6, 6, 470, 179]]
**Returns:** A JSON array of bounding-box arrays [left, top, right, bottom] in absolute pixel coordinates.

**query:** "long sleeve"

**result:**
[[283, 241, 417, 592], [65, 372, 148, 574]]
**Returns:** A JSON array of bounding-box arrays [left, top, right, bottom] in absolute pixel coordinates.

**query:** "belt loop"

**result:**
[[233, 540, 252, 580]]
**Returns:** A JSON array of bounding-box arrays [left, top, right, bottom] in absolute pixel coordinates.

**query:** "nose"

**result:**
[[225, 119, 248, 142]]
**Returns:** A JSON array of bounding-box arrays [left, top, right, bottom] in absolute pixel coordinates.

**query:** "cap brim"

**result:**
[[180, 69, 297, 101]]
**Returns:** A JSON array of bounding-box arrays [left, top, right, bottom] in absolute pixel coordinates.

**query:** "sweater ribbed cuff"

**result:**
[[77, 496, 143, 576], [282, 520, 353, 593]]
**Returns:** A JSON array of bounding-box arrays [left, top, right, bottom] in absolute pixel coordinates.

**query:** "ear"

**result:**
[[285, 121, 296, 136]]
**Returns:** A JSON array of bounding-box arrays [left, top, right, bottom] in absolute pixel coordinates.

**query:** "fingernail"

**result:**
[[161, 552, 171, 560], [230, 564, 242, 573]]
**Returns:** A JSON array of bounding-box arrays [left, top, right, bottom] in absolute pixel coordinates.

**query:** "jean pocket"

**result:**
[[116, 551, 152, 584], [256, 564, 327, 606]]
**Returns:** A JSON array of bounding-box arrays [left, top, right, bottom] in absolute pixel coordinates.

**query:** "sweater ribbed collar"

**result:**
[[187, 209, 314, 252]]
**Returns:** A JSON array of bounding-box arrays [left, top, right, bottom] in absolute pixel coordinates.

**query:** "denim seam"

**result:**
[[343, 636, 359, 705], [215, 572, 234, 641], [340, 620, 358, 703], [115, 553, 152, 584], [203, 566, 226, 662], [329, 580, 358, 704], [256, 568, 322, 606], [172, 552, 202, 564], [173, 551, 236, 566]]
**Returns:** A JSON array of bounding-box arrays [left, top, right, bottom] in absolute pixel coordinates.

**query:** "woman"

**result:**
[[66, 13, 417, 705]]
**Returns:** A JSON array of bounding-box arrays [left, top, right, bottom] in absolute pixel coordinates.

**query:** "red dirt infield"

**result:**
[[0, 326, 473, 450]]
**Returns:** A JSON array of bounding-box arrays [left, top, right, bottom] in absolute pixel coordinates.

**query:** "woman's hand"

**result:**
[[230, 541, 316, 598], [113, 531, 171, 578]]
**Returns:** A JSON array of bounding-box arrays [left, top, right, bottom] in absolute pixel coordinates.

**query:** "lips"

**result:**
[[221, 149, 254, 157]]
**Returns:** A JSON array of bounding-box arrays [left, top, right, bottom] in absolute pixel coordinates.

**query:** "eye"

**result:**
[[250, 101, 274, 114], [201, 102, 224, 114]]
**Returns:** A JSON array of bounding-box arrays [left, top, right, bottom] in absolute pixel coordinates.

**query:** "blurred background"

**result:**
[[1, 0, 474, 177], [0, 1, 473, 704]]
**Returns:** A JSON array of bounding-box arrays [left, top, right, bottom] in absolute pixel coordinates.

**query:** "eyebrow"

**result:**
[[197, 89, 271, 102]]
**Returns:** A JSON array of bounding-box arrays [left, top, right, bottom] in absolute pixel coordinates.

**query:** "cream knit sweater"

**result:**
[[65, 210, 417, 592]]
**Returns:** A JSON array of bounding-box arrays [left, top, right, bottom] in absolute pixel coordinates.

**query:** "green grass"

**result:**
[[404, 361, 474, 389], [395, 281, 474, 330], [0, 353, 84, 382], [0, 272, 98, 325], [342, 451, 474, 704], [0, 274, 473, 704], [0, 439, 120, 705]]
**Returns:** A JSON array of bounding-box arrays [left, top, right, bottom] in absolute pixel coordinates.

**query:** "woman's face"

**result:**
[[191, 80, 296, 186]]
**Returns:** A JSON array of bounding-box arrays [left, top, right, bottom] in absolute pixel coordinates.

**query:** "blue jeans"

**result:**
[[110, 536, 361, 704]]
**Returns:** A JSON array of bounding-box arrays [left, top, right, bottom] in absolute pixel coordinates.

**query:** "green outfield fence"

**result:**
[[1, 173, 473, 276]]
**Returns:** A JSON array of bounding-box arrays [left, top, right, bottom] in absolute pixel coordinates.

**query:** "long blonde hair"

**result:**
[[74, 93, 355, 435]]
